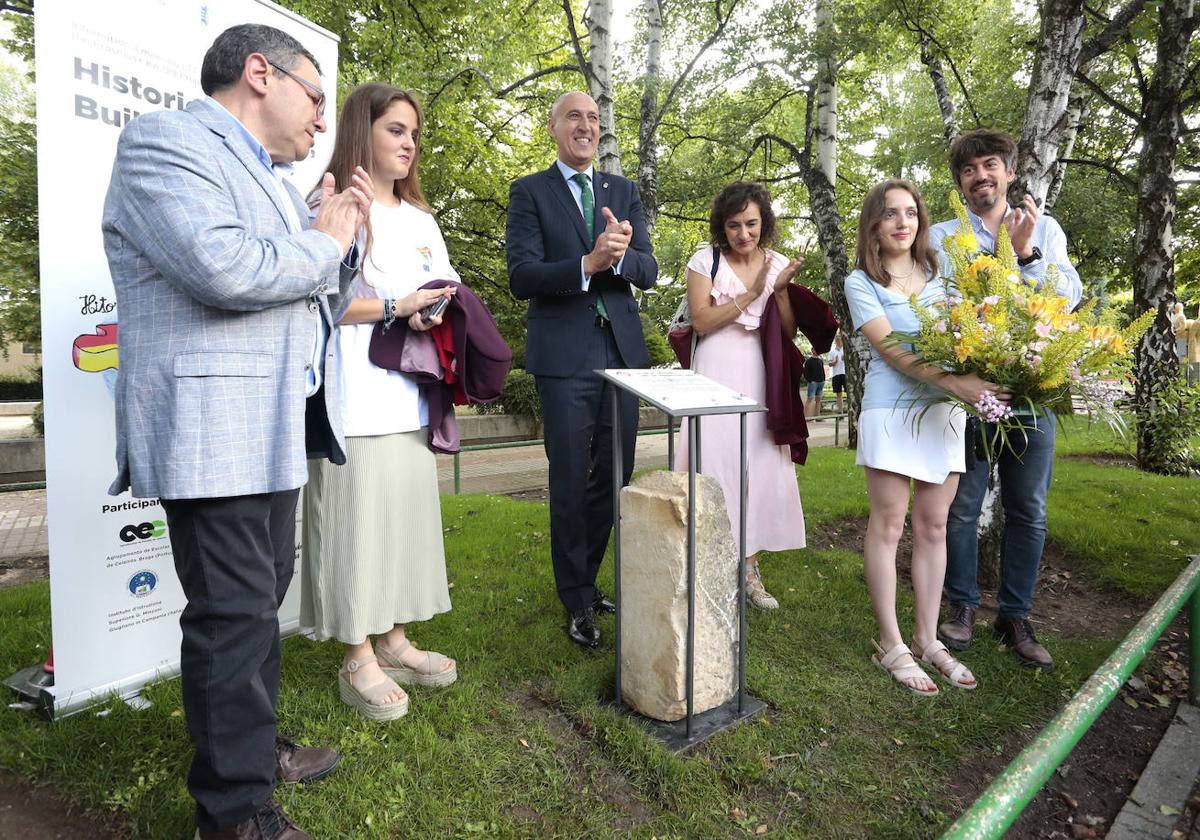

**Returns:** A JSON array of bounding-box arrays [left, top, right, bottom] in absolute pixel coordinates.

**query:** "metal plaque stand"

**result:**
[[599, 369, 768, 752]]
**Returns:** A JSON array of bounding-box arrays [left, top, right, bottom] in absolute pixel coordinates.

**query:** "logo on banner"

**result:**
[[119, 520, 167, 542], [127, 570, 157, 598]]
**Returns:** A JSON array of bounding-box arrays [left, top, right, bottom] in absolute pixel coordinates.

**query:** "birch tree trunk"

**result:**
[[814, 0, 837, 184], [808, 0, 859, 445], [584, 0, 623, 175], [1134, 0, 1197, 472], [1043, 93, 1085, 212], [1011, 0, 1085, 206], [919, 33, 960, 142], [637, 0, 664, 232]]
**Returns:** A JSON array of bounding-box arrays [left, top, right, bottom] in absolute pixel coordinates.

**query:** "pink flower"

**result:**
[[933, 320, 948, 333], [1035, 322, 1053, 338], [983, 295, 1000, 306]]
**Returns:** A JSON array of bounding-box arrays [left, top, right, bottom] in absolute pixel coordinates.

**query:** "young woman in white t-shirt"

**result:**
[[301, 84, 459, 721]]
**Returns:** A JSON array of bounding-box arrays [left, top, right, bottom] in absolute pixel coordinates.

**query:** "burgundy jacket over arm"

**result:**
[[759, 283, 838, 465], [368, 279, 513, 453]]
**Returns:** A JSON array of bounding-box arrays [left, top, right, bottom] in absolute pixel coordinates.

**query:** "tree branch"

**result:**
[[1078, 0, 1148, 65], [892, 0, 983, 126], [425, 64, 582, 107], [560, 0, 594, 84], [496, 64, 583, 96], [648, 0, 743, 137], [1076, 71, 1143, 125], [0, 2, 32, 14], [1056, 156, 1137, 188]]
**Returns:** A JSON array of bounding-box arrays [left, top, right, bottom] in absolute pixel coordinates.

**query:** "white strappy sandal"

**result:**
[[872, 640, 939, 697]]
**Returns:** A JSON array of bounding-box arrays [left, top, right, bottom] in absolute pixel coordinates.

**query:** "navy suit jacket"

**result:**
[[506, 165, 658, 376]]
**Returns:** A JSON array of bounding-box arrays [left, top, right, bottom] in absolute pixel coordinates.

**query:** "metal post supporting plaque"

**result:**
[[601, 369, 767, 752]]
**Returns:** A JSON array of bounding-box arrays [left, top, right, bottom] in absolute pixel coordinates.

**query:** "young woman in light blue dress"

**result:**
[[845, 179, 1004, 696]]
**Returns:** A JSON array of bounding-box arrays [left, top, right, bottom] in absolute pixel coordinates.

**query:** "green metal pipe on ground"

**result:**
[[942, 554, 1200, 839]]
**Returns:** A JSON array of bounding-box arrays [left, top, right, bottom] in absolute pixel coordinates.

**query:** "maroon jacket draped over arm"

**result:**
[[759, 284, 838, 465]]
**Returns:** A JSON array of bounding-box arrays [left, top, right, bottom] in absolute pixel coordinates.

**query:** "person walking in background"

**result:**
[[803, 350, 827, 418], [673, 181, 831, 610], [505, 91, 658, 649], [828, 333, 846, 414], [301, 83, 458, 723], [846, 179, 998, 696], [102, 24, 370, 838], [933, 129, 1082, 672]]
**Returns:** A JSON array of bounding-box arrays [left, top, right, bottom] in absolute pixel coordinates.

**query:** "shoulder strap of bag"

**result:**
[[690, 247, 721, 369]]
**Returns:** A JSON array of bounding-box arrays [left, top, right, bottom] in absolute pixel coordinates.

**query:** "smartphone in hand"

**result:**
[[421, 296, 451, 323]]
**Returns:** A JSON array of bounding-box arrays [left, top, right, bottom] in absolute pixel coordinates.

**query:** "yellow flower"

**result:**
[[1088, 325, 1116, 343], [954, 339, 973, 363], [953, 228, 978, 254], [966, 255, 1003, 284]]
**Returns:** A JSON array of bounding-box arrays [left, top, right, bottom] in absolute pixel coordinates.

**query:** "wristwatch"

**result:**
[[1017, 246, 1042, 267]]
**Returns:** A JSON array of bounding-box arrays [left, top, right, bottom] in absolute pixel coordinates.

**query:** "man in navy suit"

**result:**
[[506, 91, 658, 648]]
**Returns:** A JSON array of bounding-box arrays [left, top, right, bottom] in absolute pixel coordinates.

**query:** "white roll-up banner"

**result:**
[[34, 0, 338, 718]]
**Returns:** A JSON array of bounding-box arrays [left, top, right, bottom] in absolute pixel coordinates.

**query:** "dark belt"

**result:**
[[594, 313, 611, 328]]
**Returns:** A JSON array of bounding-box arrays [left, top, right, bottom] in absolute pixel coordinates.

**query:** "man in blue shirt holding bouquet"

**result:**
[[930, 128, 1082, 671]]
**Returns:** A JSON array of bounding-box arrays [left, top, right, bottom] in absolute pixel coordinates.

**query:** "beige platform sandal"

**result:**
[[376, 639, 458, 688], [338, 654, 409, 721], [746, 563, 779, 610], [872, 640, 939, 697], [912, 639, 977, 690]]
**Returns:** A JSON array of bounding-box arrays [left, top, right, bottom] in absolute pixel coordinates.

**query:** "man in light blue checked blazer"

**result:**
[[102, 24, 373, 840]]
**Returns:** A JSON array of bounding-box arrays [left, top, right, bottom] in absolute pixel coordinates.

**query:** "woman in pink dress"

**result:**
[[673, 181, 805, 609]]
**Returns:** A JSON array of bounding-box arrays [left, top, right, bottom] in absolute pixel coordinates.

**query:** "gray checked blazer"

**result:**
[[101, 97, 357, 501]]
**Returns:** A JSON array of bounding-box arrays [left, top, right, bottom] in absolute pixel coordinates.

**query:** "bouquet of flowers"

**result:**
[[892, 192, 1153, 456]]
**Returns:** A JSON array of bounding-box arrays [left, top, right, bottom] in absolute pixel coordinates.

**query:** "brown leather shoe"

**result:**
[[937, 604, 977, 651], [195, 799, 311, 839], [993, 616, 1055, 671], [275, 736, 339, 784]]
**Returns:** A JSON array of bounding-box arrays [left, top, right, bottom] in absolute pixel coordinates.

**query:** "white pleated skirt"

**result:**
[[301, 431, 451, 643], [856, 403, 967, 484]]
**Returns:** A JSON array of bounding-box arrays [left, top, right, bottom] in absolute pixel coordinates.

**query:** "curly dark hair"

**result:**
[[709, 181, 776, 252]]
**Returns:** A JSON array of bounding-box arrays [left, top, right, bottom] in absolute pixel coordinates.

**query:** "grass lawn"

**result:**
[[0, 417, 1195, 838]]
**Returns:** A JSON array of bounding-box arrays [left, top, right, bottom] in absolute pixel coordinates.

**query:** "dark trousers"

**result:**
[[944, 414, 1056, 618], [536, 322, 638, 613], [162, 489, 300, 831]]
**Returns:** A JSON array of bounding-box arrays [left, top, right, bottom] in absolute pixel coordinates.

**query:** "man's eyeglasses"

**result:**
[[268, 61, 326, 118]]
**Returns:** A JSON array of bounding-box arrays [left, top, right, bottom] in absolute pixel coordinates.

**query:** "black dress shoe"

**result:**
[[567, 608, 601, 649], [592, 589, 617, 615]]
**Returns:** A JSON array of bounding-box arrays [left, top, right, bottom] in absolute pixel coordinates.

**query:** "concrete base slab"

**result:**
[[1108, 701, 1200, 839]]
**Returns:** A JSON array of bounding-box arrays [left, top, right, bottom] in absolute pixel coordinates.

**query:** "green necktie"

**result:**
[[571, 172, 609, 319]]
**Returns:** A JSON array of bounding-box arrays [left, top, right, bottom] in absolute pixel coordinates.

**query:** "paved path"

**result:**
[[0, 418, 845, 562]]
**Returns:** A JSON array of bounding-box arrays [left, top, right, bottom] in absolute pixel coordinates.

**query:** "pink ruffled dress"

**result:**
[[672, 247, 806, 553]]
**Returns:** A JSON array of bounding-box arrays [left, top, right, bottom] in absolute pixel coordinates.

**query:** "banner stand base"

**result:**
[[4, 665, 55, 719], [622, 693, 767, 754]]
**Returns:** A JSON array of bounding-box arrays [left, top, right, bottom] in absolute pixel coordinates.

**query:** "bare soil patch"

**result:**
[[811, 518, 1148, 639], [506, 686, 657, 832], [0, 772, 126, 840], [0, 553, 48, 592]]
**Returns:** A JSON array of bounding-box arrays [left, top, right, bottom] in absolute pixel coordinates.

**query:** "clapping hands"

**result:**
[[312, 166, 374, 254], [584, 207, 634, 275]]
